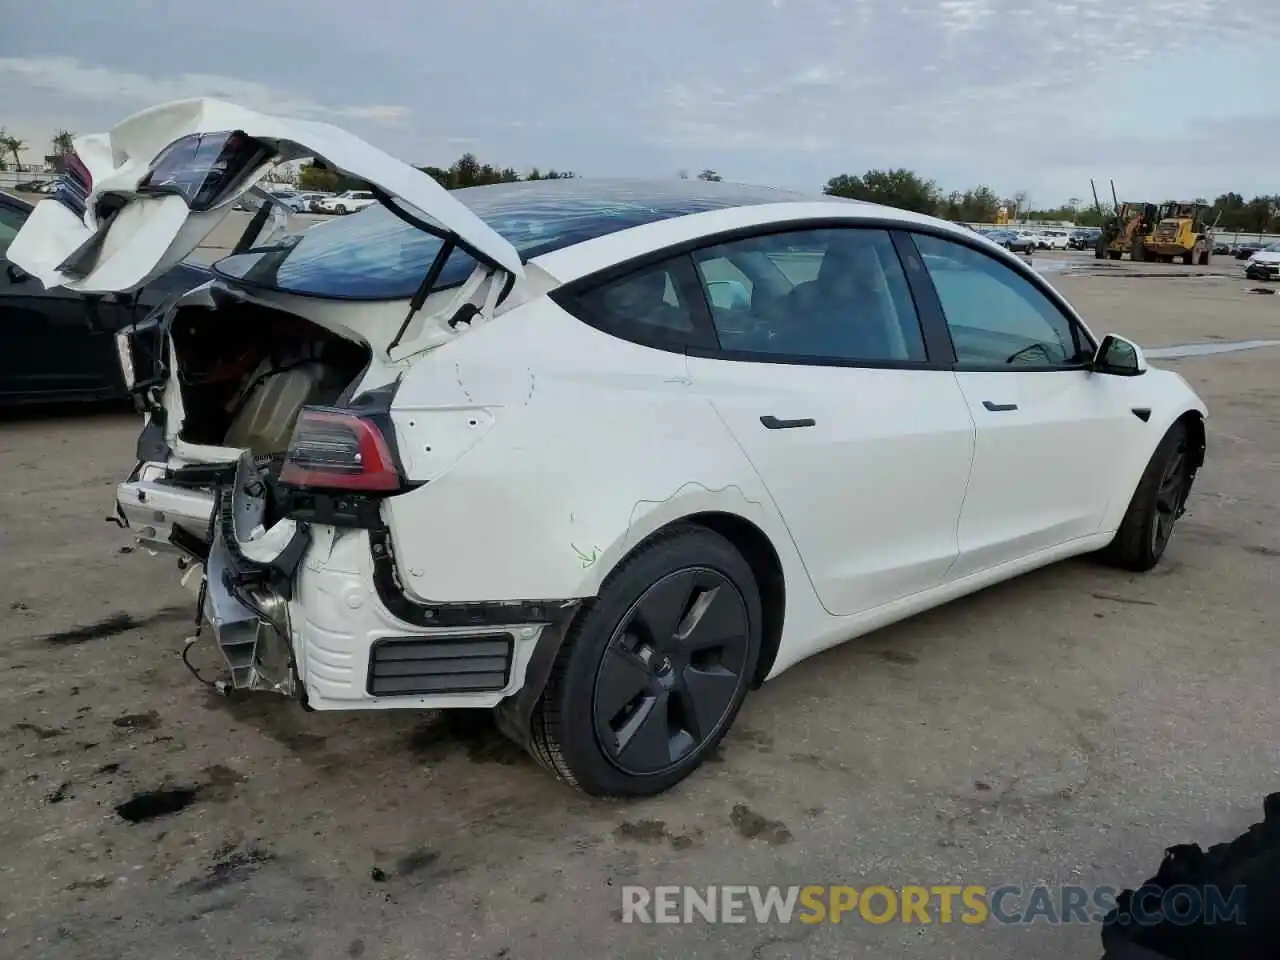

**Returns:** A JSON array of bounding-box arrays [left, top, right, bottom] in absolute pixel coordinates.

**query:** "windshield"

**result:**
[[212, 179, 807, 300]]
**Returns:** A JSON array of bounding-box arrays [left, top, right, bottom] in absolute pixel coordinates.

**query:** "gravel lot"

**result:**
[[1, 250, 1277, 960]]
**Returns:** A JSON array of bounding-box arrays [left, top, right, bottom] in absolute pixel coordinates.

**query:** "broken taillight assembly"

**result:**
[[279, 407, 403, 493], [54, 151, 93, 218], [137, 130, 274, 212]]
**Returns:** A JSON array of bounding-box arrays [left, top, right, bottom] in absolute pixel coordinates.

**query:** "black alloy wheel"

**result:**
[[525, 525, 762, 796], [1152, 433, 1190, 555], [592, 568, 751, 777]]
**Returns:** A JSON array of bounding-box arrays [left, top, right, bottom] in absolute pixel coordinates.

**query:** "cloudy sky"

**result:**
[[2, 0, 1277, 206]]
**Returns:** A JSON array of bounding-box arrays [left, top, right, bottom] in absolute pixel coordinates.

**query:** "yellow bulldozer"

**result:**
[[1144, 201, 1213, 264], [1096, 200, 1158, 260], [1092, 179, 1155, 260], [1090, 181, 1215, 264]]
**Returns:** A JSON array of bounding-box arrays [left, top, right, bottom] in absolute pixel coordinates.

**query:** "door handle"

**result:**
[[982, 400, 1018, 412], [760, 415, 816, 430]]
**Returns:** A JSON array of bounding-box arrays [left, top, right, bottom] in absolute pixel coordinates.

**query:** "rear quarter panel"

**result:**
[[381, 298, 809, 606]]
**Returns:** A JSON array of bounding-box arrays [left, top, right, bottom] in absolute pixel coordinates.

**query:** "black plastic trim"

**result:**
[[1131, 407, 1153, 423], [982, 400, 1018, 412], [760, 415, 815, 429], [215, 486, 311, 599], [368, 525, 583, 630], [366, 633, 515, 697], [891, 229, 957, 366], [134, 418, 172, 464]]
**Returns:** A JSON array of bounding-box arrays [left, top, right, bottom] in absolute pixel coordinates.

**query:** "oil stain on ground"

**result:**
[[40, 605, 192, 645], [116, 787, 200, 824], [181, 846, 275, 894], [409, 712, 526, 766], [613, 819, 701, 850], [730, 804, 793, 845]]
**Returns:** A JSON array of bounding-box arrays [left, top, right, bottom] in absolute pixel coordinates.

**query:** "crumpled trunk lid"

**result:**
[[7, 97, 524, 295]]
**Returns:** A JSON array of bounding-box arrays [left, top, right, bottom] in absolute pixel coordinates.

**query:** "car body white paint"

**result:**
[[8, 99, 1209, 719]]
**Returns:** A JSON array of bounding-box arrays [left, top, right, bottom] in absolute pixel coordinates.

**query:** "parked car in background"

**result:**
[[1212, 241, 1232, 256], [1244, 243, 1280, 281], [294, 192, 331, 212], [315, 189, 377, 214], [1234, 242, 1264, 260], [986, 229, 1036, 253], [1068, 228, 1102, 250], [1, 190, 208, 405], [1040, 230, 1070, 250]]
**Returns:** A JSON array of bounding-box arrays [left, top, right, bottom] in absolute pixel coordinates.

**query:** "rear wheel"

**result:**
[[1108, 250, 1122, 260], [1181, 249, 1194, 265], [528, 525, 761, 796], [1199, 250, 1211, 266], [1099, 422, 1194, 572]]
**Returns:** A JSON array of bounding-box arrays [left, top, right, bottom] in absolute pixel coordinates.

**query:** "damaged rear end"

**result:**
[[11, 97, 534, 703]]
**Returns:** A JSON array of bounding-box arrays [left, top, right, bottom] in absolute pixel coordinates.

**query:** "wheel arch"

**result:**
[[1177, 408, 1207, 473], [593, 510, 788, 689]]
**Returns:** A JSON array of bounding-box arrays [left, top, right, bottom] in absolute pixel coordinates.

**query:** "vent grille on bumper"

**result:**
[[367, 634, 515, 696]]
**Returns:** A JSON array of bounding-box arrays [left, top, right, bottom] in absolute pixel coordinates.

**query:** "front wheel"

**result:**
[[1099, 422, 1195, 572], [528, 525, 761, 796], [335, 204, 347, 214]]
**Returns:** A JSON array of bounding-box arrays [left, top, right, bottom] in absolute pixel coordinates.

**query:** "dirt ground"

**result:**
[[1, 251, 1278, 960]]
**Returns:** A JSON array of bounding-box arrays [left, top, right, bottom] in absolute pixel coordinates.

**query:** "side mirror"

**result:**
[[5, 261, 29, 284], [1093, 334, 1148, 376]]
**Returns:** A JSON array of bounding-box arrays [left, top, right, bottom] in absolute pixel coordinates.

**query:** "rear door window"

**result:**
[[690, 227, 928, 363]]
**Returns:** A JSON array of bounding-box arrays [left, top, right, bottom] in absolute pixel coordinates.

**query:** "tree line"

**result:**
[[821, 168, 1280, 233], [298, 153, 576, 193]]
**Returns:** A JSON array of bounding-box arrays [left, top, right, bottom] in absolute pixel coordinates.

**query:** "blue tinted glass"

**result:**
[[212, 179, 812, 300]]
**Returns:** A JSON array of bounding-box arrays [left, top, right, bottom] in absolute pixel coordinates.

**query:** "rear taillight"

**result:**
[[279, 407, 402, 493], [54, 151, 92, 218], [137, 130, 274, 212]]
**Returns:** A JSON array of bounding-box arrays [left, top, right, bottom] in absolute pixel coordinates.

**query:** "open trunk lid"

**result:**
[[7, 97, 524, 295]]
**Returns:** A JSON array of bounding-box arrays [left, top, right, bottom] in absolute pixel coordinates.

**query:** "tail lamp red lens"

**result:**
[[279, 407, 402, 493], [54, 151, 93, 218]]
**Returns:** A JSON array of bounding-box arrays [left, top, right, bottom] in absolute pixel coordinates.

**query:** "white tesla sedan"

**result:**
[[10, 99, 1207, 797]]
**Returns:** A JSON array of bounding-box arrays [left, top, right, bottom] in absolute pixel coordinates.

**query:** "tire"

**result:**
[[1094, 244, 1105, 260], [1109, 251, 1122, 260], [1199, 250, 1210, 266], [1098, 422, 1195, 572], [335, 204, 347, 215], [1131, 239, 1145, 262], [527, 525, 762, 796]]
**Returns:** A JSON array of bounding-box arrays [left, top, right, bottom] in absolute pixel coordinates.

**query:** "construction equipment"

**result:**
[[1144, 201, 1214, 265], [1092, 179, 1157, 261]]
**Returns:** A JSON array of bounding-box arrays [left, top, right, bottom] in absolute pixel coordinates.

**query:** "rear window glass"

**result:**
[[211, 179, 808, 300]]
